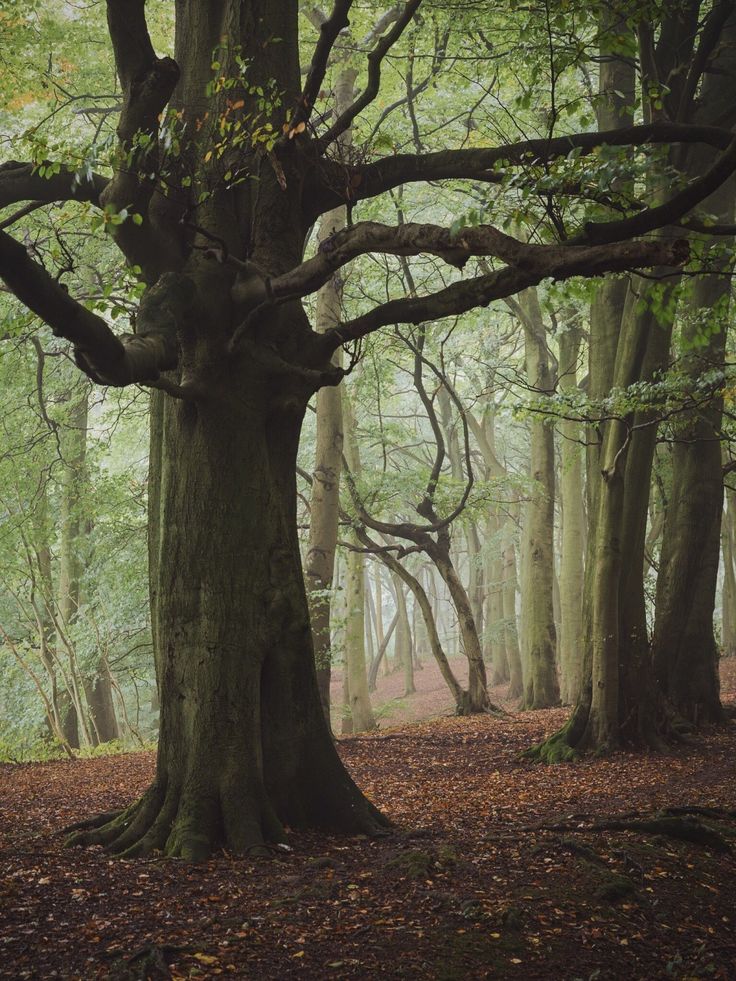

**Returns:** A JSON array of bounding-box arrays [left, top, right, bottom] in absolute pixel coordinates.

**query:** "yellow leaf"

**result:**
[[194, 953, 219, 965], [204, 150, 213, 162]]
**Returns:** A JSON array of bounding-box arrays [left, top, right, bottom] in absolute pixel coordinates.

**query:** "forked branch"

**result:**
[[317, 236, 689, 356], [316, 0, 423, 152]]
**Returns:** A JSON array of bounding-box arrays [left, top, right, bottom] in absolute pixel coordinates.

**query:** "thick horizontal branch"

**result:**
[[305, 121, 735, 218], [270, 220, 664, 300], [318, 236, 689, 355], [576, 136, 736, 245], [0, 230, 181, 387], [0, 161, 107, 210]]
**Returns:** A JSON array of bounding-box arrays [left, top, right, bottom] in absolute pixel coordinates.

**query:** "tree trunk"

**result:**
[[519, 289, 559, 709], [391, 571, 415, 696], [86, 659, 120, 743], [361, 534, 469, 713], [557, 327, 585, 704], [70, 365, 385, 858], [486, 512, 507, 683], [651, 191, 734, 722], [58, 383, 94, 749], [341, 390, 377, 733], [501, 518, 524, 700], [723, 483, 736, 657]]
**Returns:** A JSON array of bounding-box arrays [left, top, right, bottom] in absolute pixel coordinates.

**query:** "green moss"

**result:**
[[524, 720, 579, 763], [593, 872, 637, 903]]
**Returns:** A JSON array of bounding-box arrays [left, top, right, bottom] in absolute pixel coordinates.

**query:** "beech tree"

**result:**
[[2, 0, 736, 857]]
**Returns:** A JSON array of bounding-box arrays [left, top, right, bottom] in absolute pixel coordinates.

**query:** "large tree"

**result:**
[[1, 0, 734, 856]]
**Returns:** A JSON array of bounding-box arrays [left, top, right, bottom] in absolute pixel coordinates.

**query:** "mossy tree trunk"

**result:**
[[517, 288, 559, 709], [557, 326, 585, 704], [68, 0, 387, 855], [650, 176, 735, 723]]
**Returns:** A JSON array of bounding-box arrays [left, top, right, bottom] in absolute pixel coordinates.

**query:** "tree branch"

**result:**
[[316, 0, 423, 152], [576, 136, 736, 245], [270, 220, 683, 301], [317, 237, 689, 355], [0, 161, 107, 211], [305, 121, 735, 217], [0, 230, 184, 388], [293, 0, 354, 131], [101, 0, 179, 268]]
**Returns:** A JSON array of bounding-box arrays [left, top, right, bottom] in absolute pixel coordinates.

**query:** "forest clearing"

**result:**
[[1, 660, 735, 980]]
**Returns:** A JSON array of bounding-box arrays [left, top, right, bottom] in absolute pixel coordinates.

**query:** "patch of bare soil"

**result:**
[[0, 659, 734, 980]]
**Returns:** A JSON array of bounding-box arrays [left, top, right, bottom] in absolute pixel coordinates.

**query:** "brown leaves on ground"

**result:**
[[1, 660, 736, 980]]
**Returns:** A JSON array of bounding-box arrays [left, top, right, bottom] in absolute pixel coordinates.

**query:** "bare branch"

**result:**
[[270, 220, 682, 301], [576, 136, 736, 245], [294, 0, 354, 130], [317, 236, 690, 355], [0, 161, 107, 211], [316, 0, 423, 152], [0, 229, 184, 388], [305, 121, 735, 217]]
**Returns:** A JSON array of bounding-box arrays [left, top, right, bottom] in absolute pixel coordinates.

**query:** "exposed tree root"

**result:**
[[523, 808, 734, 854], [65, 774, 391, 861], [524, 714, 580, 762]]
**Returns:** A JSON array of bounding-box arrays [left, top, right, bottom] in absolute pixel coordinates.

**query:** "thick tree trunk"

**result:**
[[69, 365, 385, 857], [651, 212, 733, 723]]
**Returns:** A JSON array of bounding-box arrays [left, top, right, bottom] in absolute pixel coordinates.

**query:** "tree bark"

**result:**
[[650, 178, 734, 723], [557, 327, 585, 704], [518, 289, 559, 709], [723, 482, 736, 657]]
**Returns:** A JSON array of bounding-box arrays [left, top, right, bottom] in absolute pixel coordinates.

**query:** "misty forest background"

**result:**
[[1, 0, 735, 761]]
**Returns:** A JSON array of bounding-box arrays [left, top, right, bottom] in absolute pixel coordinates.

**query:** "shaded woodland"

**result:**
[[1, 0, 736, 977]]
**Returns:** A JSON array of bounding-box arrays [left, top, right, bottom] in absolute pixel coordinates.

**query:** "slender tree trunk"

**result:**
[[486, 512, 507, 683], [723, 483, 736, 657], [391, 571, 415, 696], [501, 515, 524, 700], [519, 289, 559, 709], [361, 534, 469, 713], [304, 48, 357, 724], [342, 390, 377, 732], [558, 327, 585, 704], [58, 383, 94, 749]]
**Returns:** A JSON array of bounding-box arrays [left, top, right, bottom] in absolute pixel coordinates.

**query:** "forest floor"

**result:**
[[1, 661, 735, 980]]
